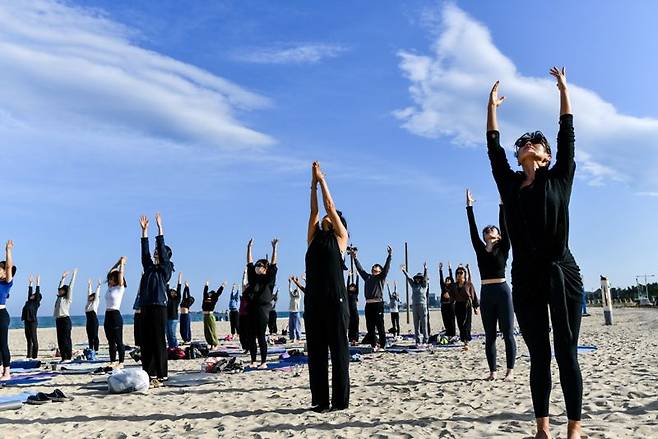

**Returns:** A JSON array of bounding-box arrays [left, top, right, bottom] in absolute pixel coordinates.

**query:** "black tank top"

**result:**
[[304, 230, 348, 313]]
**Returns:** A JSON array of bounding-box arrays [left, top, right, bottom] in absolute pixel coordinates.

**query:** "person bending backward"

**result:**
[[387, 281, 400, 338], [401, 263, 429, 346], [22, 274, 42, 360], [305, 161, 350, 412], [85, 279, 101, 352], [465, 189, 516, 381], [246, 238, 279, 369], [487, 68, 584, 439], [288, 276, 304, 342], [166, 273, 182, 349], [54, 269, 78, 361], [0, 240, 15, 380], [201, 281, 225, 349], [228, 283, 240, 336], [352, 245, 392, 350], [438, 263, 456, 338], [105, 257, 127, 367], [138, 213, 174, 385], [449, 266, 479, 349], [179, 279, 195, 344], [346, 270, 360, 345]]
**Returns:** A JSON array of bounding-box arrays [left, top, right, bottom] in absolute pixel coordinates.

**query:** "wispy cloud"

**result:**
[[396, 3, 658, 189], [0, 0, 274, 150], [233, 43, 347, 64]]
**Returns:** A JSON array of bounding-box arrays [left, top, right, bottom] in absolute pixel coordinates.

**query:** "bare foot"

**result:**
[[485, 372, 496, 381], [0, 374, 10, 381], [535, 431, 551, 439], [250, 362, 259, 368], [504, 369, 514, 381], [535, 417, 551, 439], [462, 344, 469, 351], [116, 363, 124, 369], [258, 362, 268, 370], [567, 420, 581, 439]]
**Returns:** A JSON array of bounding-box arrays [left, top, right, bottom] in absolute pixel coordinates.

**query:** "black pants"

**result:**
[[364, 302, 386, 348], [454, 302, 472, 343], [24, 320, 39, 359], [348, 301, 359, 343], [134, 312, 142, 347], [515, 290, 583, 421], [0, 309, 10, 367], [55, 316, 73, 360], [229, 310, 240, 335], [441, 302, 456, 337], [104, 310, 125, 363], [480, 283, 516, 372], [141, 306, 168, 378], [85, 311, 99, 351], [239, 313, 250, 350], [268, 309, 278, 334], [306, 303, 350, 409], [248, 307, 269, 363], [390, 312, 400, 336]]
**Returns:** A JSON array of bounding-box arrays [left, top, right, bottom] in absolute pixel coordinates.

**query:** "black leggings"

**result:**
[[248, 307, 269, 363], [134, 312, 142, 347], [0, 309, 10, 367], [441, 301, 456, 337], [86, 311, 99, 351], [141, 306, 168, 379], [268, 309, 278, 334], [364, 302, 386, 348], [515, 291, 583, 421], [104, 310, 125, 363], [229, 310, 240, 335], [24, 320, 39, 359], [454, 302, 472, 343], [348, 301, 359, 342], [480, 282, 516, 371], [55, 316, 73, 360], [390, 312, 400, 336]]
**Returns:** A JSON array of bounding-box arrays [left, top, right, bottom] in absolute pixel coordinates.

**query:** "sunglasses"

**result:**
[[514, 131, 546, 151]]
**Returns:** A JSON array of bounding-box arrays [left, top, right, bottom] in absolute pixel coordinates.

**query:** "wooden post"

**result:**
[[601, 275, 613, 325], [405, 242, 410, 324]]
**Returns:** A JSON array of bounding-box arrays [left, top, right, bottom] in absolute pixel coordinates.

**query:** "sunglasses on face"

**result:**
[[514, 131, 546, 151]]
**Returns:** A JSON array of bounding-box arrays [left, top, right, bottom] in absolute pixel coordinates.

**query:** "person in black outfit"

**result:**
[[486, 68, 583, 439], [268, 288, 278, 335], [21, 274, 41, 359], [351, 245, 392, 350], [138, 212, 174, 386], [449, 266, 479, 349], [180, 279, 195, 344], [166, 273, 182, 348], [346, 272, 359, 345], [466, 188, 516, 381], [438, 263, 456, 338], [305, 161, 350, 412], [201, 281, 225, 349], [246, 238, 278, 369]]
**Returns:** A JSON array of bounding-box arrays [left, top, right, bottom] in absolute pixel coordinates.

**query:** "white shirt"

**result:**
[[85, 285, 101, 313], [105, 285, 126, 311], [289, 287, 301, 312]]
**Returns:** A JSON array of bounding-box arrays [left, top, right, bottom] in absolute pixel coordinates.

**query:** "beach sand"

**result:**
[[1, 308, 656, 438]]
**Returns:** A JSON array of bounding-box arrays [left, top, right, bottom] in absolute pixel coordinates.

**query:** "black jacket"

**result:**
[[21, 286, 42, 322], [138, 235, 174, 307]]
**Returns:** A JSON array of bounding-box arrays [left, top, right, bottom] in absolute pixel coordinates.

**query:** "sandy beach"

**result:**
[[0, 308, 656, 438]]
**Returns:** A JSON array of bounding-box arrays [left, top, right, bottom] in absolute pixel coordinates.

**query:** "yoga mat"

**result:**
[[0, 401, 23, 411], [0, 391, 36, 405], [578, 345, 597, 352], [349, 346, 374, 355], [9, 368, 43, 374], [71, 358, 112, 364], [9, 360, 41, 369], [61, 364, 104, 371], [165, 373, 222, 387], [0, 377, 51, 387], [10, 372, 57, 380], [208, 347, 287, 357], [385, 348, 427, 354]]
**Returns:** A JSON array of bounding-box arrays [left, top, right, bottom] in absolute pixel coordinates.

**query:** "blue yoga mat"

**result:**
[[71, 358, 112, 364], [9, 360, 41, 369], [349, 346, 374, 355], [385, 348, 427, 354], [0, 377, 52, 386], [0, 391, 36, 404], [578, 345, 597, 352]]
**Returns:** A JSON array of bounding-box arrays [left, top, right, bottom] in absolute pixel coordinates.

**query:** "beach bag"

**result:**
[[168, 347, 186, 360], [108, 368, 149, 394], [191, 341, 209, 357], [83, 348, 97, 361]]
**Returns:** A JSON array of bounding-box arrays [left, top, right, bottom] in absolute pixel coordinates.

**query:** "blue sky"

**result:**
[[2, 0, 658, 316]]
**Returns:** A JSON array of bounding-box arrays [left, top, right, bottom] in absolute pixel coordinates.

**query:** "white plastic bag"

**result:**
[[107, 368, 149, 394]]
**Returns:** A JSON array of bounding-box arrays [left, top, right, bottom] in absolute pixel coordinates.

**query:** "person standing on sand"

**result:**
[[449, 266, 478, 350], [346, 271, 359, 345], [0, 240, 15, 380], [22, 274, 41, 360], [104, 256, 127, 368], [228, 283, 240, 338], [486, 68, 584, 439], [138, 213, 174, 386], [84, 279, 101, 353], [166, 273, 182, 349], [288, 276, 304, 342], [387, 281, 400, 338], [201, 280, 224, 350], [305, 161, 350, 412], [179, 279, 195, 344], [401, 263, 429, 346], [54, 268, 78, 361], [439, 263, 456, 339]]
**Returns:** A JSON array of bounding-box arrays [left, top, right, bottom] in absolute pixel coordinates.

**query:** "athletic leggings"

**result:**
[[229, 310, 240, 335], [348, 300, 359, 343], [441, 301, 456, 337], [0, 309, 10, 367], [141, 305, 168, 379], [248, 307, 269, 363], [454, 301, 472, 343], [85, 310, 99, 351], [24, 320, 39, 359], [364, 302, 386, 348], [390, 312, 400, 337], [104, 309, 125, 363], [55, 316, 73, 360], [480, 282, 516, 372], [515, 291, 583, 421], [268, 309, 278, 334], [180, 313, 192, 343]]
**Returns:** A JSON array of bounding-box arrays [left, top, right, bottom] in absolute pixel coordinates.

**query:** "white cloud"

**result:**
[[0, 0, 274, 150], [234, 43, 347, 64], [396, 3, 658, 189]]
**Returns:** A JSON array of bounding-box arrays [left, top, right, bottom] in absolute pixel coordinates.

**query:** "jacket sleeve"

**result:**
[[155, 235, 173, 283], [467, 206, 485, 253], [35, 286, 42, 305], [354, 258, 369, 281], [141, 237, 153, 270], [487, 130, 515, 196], [439, 268, 445, 292], [551, 114, 576, 185], [470, 283, 479, 308], [28, 285, 32, 299], [381, 254, 392, 280]]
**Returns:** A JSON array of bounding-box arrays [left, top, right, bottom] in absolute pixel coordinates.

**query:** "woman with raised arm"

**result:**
[[137, 213, 174, 386], [54, 269, 78, 361], [305, 161, 350, 412], [166, 273, 182, 349], [22, 274, 41, 360], [268, 288, 279, 335], [486, 68, 583, 439], [346, 270, 359, 345], [105, 257, 127, 368], [288, 276, 303, 342], [201, 280, 225, 350], [180, 279, 194, 344], [401, 263, 429, 346], [449, 266, 479, 350], [85, 279, 101, 353], [466, 189, 516, 381], [438, 263, 456, 338], [246, 238, 278, 369], [228, 283, 240, 338], [387, 281, 400, 339], [0, 240, 15, 380]]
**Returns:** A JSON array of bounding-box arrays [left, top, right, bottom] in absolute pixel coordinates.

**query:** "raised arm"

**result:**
[[291, 276, 306, 293], [423, 262, 428, 284], [314, 162, 348, 252], [380, 246, 393, 279], [466, 264, 472, 284], [466, 189, 485, 251], [28, 274, 33, 298], [176, 272, 182, 296], [271, 239, 279, 265], [439, 263, 445, 292], [498, 203, 510, 251], [68, 268, 78, 300], [58, 271, 68, 289], [93, 280, 101, 308], [400, 264, 413, 287], [308, 164, 320, 245], [486, 81, 515, 189], [140, 215, 153, 269], [4, 240, 13, 283], [549, 67, 576, 181], [247, 239, 253, 265], [203, 282, 209, 300], [118, 256, 126, 286], [354, 255, 368, 281], [154, 213, 173, 282]]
